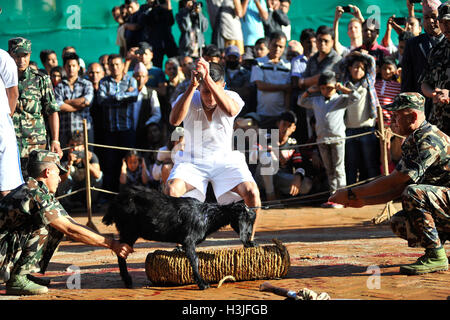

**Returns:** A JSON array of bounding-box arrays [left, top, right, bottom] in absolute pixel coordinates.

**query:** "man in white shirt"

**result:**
[[167, 58, 261, 239], [0, 49, 24, 197], [132, 62, 161, 148]]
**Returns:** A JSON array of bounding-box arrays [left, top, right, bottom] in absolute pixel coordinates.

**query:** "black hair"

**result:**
[[62, 52, 80, 66], [316, 25, 335, 40], [399, 31, 415, 42], [124, 150, 140, 161], [318, 71, 337, 86], [269, 30, 287, 42], [300, 28, 316, 43], [27, 161, 52, 179], [254, 37, 268, 47], [108, 54, 123, 63], [204, 44, 221, 58], [209, 62, 225, 82], [280, 0, 291, 3], [50, 66, 66, 78], [380, 56, 397, 67], [39, 49, 57, 65]]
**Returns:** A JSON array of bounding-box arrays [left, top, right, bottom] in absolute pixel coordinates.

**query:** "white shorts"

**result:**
[[168, 151, 255, 204], [0, 113, 23, 191]]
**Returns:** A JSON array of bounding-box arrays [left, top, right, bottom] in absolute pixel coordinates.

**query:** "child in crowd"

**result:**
[[338, 51, 380, 186], [152, 127, 185, 189], [253, 38, 269, 58], [375, 56, 401, 127], [298, 71, 360, 208], [119, 150, 151, 190], [375, 56, 402, 174]]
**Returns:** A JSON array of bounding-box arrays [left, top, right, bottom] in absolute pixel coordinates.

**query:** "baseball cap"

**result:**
[[8, 37, 32, 54], [136, 42, 153, 55], [225, 45, 240, 58], [438, 1, 450, 20], [27, 150, 68, 174], [383, 92, 425, 112], [279, 111, 297, 124]]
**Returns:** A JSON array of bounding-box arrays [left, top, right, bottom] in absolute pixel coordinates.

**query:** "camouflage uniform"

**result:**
[[0, 150, 68, 283], [420, 3, 450, 136], [8, 38, 60, 176], [384, 93, 450, 249]]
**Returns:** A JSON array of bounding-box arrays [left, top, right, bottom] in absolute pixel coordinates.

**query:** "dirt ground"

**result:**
[[1, 202, 449, 302]]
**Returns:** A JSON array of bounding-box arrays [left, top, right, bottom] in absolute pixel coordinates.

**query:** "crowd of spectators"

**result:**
[[11, 0, 450, 208]]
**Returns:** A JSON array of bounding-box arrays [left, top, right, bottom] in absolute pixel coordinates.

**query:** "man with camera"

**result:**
[[57, 131, 103, 210], [176, 0, 209, 58], [138, 0, 178, 68]]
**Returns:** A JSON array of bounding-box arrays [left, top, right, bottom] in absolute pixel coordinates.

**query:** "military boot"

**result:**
[[26, 274, 51, 286], [400, 247, 448, 275], [5, 274, 48, 295]]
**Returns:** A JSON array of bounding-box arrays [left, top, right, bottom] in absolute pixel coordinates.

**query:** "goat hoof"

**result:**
[[244, 241, 257, 248], [123, 276, 133, 289], [197, 282, 210, 290]]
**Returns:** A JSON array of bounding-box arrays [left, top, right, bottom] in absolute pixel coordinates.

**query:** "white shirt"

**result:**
[[172, 89, 244, 160], [0, 49, 18, 114]]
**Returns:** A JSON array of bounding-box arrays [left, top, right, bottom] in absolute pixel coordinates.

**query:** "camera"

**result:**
[[72, 150, 85, 159], [393, 17, 407, 25], [409, 0, 421, 3], [342, 6, 352, 13]]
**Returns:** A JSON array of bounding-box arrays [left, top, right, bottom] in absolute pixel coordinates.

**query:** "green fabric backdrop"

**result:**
[[0, 0, 416, 68]]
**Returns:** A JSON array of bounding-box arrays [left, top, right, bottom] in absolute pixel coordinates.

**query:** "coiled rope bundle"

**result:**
[[145, 239, 290, 286]]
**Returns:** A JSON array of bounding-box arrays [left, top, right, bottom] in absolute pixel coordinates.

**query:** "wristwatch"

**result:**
[[347, 188, 357, 200]]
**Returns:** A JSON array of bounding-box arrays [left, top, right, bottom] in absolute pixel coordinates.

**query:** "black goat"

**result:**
[[102, 186, 256, 290]]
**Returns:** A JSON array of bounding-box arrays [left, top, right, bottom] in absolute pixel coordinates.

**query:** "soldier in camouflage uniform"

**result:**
[[330, 92, 449, 275], [421, 1, 450, 136], [0, 150, 133, 295], [8, 37, 63, 178]]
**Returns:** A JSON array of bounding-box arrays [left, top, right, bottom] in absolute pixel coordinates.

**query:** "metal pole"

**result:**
[[83, 119, 99, 233]]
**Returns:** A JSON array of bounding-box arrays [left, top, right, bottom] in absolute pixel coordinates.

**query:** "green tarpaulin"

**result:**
[[0, 0, 416, 68]]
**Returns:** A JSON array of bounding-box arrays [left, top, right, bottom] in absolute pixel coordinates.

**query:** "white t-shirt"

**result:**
[[172, 89, 244, 160], [0, 49, 18, 114]]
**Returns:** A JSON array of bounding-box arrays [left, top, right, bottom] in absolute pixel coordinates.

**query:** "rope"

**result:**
[[55, 187, 86, 200]]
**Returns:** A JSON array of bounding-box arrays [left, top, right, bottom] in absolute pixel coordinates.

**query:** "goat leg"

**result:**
[[118, 256, 133, 288], [117, 237, 137, 288], [183, 243, 210, 290]]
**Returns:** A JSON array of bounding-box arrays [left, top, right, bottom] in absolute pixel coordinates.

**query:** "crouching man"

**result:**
[[330, 93, 449, 275], [0, 150, 133, 295]]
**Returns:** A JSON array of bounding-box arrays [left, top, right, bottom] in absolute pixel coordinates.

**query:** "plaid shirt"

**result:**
[[54, 77, 94, 139], [97, 74, 138, 132]]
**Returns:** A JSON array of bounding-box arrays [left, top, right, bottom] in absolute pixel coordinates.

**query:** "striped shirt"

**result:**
[[54, 77, 94, 143], [97, 74, 138, 132], [375, 79, 401, 127], [250, 55, 291, 117]]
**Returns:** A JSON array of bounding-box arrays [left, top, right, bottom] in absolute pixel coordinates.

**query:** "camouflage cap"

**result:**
[[383, 92, 425, 112], [8, 37, 32, 54], [28, 150, 67, 174], [438, 1, 450, 20]]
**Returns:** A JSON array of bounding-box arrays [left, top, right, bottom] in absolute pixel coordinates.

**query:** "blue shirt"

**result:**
[[241, 0, 267, 47], [97, 74, 139, 132]]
